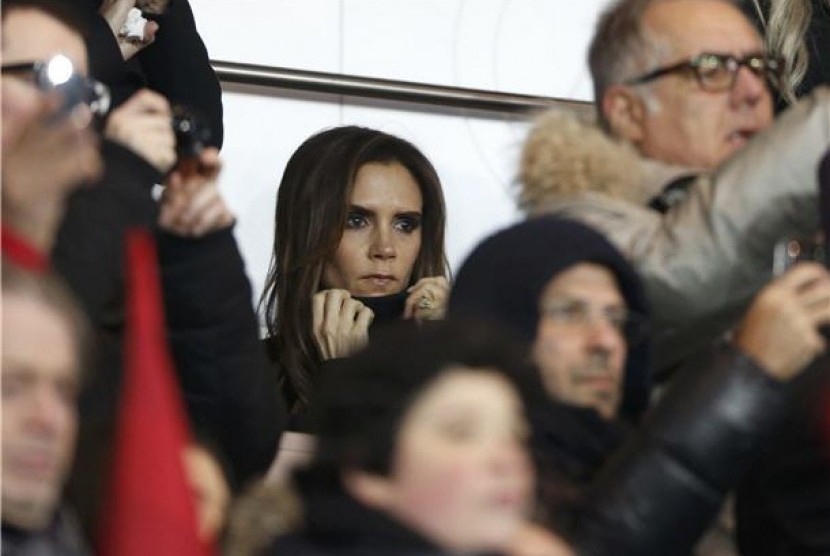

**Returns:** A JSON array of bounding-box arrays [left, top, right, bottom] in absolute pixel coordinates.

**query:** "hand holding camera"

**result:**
[[774, 235, 826, 275], [735, 262, 830, 381], [158, 147, 234, 238], [105, 88, 176, 173]]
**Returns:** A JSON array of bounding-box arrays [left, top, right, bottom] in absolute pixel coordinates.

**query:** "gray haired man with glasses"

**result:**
[[518, 1, 830, 553], [520, 0, 829, 372]]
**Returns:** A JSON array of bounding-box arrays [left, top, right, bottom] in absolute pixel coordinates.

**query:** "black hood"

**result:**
[[449, 216, 651, 420]]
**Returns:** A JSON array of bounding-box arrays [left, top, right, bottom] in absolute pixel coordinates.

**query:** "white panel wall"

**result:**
[[188, 0, 611, 313]]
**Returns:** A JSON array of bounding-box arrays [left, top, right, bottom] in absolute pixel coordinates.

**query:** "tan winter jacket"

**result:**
[[520, 88, 830, 373]]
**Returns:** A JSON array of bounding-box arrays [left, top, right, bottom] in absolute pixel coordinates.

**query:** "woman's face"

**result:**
[[354, 368, 534, 553], [321, 161, 423, 296]]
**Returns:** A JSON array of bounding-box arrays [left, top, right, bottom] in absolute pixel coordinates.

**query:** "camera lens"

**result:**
[[171, 105, 212, 159]]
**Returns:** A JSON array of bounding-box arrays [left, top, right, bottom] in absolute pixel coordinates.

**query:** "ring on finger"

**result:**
[[417, 295, 434, 310]]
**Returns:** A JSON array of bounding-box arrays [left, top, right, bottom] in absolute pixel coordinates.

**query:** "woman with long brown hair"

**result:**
[[260, 126, 449, 417]]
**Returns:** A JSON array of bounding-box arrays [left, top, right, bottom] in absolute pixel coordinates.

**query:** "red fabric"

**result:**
[[98, 229, 213, 556], [1, 224, 49, 272]]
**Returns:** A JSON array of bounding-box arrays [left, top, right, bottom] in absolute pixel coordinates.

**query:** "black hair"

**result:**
[[304, 319, 541, 482]]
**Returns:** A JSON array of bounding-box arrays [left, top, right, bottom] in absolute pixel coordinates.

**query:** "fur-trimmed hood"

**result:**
[[519, 108, 693, 214], [224, 479, 303, 556]]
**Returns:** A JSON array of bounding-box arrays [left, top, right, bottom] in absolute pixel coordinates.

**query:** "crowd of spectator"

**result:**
[[2, 0, 828, 555]]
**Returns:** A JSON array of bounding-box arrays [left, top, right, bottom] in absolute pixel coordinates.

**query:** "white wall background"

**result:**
[[188, 0, 610, 311]]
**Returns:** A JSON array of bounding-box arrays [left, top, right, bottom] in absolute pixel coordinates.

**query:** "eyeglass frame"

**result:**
[[624, 51, 784, 93], [539, 297, 650, 346], [1, 56, 111, 117]]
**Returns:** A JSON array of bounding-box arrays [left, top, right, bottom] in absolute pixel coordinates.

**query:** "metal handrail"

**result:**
[[211, 59, 591, 114]]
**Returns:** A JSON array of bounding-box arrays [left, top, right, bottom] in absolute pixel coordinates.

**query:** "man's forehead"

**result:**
[[644, 0, 763, 59], [2, 8, 88, 74], [543, 263, 627, 304]]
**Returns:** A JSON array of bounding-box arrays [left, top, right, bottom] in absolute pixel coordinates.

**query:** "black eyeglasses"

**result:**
[[1, 54, 111, 117], [625, 52, 784, 93]]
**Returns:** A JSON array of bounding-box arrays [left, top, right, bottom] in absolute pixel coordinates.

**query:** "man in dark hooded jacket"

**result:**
[[449, 216, 830, 555]]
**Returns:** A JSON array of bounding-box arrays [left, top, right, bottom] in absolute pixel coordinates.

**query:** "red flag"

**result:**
[[98, 229, 213, 556]]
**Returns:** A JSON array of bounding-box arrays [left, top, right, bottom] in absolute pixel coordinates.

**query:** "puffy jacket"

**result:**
[[520, 88, 830, 374], [574, 345, 793, 556]]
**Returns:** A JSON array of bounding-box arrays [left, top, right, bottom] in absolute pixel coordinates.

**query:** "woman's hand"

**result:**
[[313, 289, 374, 360], [404, 276, 450, 321]]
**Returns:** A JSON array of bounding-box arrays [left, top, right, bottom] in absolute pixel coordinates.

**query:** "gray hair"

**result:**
[[589, 0, 746, 129], [588, 0, 670, 129], [2, 265, 92, 377]]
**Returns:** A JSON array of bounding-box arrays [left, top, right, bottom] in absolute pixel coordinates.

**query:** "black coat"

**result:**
[[1, 509, 90, 556], [572, 346, 794, 556], [267, 291, 416, 427], [730, 151, 830, 555], [266, 473, 498, 556], [53, 141, 284, 535], [78, 0, 224, 147], [734, 358, 830, 556]]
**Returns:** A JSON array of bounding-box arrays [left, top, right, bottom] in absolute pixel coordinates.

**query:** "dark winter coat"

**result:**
[[53, 141, 284, 536]]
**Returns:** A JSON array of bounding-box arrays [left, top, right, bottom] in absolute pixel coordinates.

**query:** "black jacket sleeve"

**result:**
[[136, 0, 224, 147], [158, 226, 285, 489], [53, 140, 161, 328], [82, 0, 224, 147], [574, 346, 791, 556]]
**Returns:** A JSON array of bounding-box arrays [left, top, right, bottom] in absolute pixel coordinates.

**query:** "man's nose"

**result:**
[[27, 386, 72, 437], [585, 315, 626, 352], [731, 64, 772, 110]]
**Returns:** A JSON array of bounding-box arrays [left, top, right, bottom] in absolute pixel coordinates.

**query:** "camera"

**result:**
[[12, 54, 111, 121], [773, 234, 826, 275], [171, 105, 212, 159]]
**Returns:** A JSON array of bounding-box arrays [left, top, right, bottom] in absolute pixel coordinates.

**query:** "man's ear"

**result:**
[[342, 469, 395, 511], [601, 85, 647, 144]]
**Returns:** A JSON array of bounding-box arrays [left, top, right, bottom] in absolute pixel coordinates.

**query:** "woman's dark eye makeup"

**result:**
[[394, 213, 422, 233], [346, 209, 369, 229], [345, 206, 422, 233]]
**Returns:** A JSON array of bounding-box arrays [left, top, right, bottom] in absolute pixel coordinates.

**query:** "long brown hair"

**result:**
[[260, 126, 448, 414]]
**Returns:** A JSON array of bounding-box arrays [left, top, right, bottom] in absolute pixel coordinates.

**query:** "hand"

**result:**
[[2, 98, 102, 251], [404, 276, 450, 321], [99, 0, 159, 60], [182, 444, 231, 542], [313, 289, 374, 360], [735, 262, 830, 381], [158, 148, 234, 237], [105, 89, 175, 173]]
